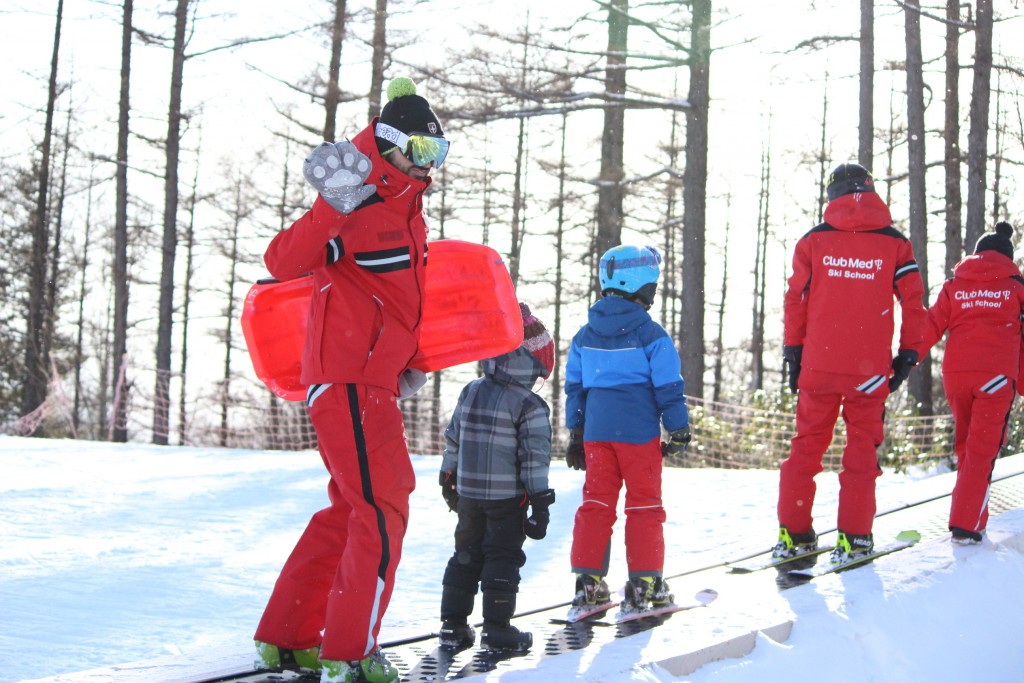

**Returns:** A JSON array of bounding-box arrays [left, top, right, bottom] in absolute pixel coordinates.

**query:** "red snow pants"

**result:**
[[570, 437, 666, 578], [943, 371, 1014, 533], [254, 383, 415, 661], [778, 368, 887, 536]]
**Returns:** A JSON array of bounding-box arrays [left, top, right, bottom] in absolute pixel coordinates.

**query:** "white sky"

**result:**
[[3, 1, 1023, 413]]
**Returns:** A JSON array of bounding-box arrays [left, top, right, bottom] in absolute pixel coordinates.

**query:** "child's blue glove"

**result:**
[[303, 140, 376, 214]]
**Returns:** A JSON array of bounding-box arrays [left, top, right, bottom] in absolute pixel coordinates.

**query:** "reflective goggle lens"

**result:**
[[406, 135, 449, 168]]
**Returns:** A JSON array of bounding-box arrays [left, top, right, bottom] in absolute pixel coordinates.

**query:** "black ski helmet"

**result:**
[[826, 163, 876, 201]]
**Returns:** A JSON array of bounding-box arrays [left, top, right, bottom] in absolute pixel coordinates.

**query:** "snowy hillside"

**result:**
[[3, 435, 1024, 683]]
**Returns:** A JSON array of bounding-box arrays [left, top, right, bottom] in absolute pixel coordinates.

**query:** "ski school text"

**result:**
[[827, 268, 876, 280]]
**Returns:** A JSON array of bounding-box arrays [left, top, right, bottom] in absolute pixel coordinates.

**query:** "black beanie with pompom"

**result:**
[[974, 221, 1015, 261]]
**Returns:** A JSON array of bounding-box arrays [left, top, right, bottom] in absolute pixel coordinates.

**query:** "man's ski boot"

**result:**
[[772, 527, 818, 559], [321, 648, 398, 683], [622, 576, 673, 612], [951, 527, 984, 545], [830, 531, 873, 564], [254, 641, 321, 672], [439, 619, 476, 649]]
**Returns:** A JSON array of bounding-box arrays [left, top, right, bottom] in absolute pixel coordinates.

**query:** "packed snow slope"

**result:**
[[3, 435, 1024, 683]]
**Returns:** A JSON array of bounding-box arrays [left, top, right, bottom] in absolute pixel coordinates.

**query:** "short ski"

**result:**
[[728, 545, 835, 573], [561, 600, 620, 624], [787, 530, 922, 579], [615, 588, 717, 623]]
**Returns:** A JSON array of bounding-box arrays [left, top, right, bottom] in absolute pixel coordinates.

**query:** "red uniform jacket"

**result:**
[[784, 192, 927, 376], [264, 120, 430, 394], [919, 251, 1024, 381]]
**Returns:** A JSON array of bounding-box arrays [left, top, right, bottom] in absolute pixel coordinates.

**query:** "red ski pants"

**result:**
[[778, 368, 887, 536], [254, 383, 415, 661], [570, 438, 666, 578], [943, 371, 1014, 533]]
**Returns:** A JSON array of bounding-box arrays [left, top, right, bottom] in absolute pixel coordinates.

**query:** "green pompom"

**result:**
[[387, 77, 417, 101]]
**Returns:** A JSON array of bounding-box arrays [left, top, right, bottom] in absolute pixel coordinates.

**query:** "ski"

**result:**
[[728, 545, 835, 573], [615, 588, 718, 623], [787, 530, 922, 579], [559, 600, 621, 624]]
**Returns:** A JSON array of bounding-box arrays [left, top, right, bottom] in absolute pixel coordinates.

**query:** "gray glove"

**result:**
[[303, 140, 376, 214], [398, 368, 427, 400]]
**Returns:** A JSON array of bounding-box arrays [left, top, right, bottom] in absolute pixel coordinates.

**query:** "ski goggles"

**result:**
[[375, 122, 450, 168]]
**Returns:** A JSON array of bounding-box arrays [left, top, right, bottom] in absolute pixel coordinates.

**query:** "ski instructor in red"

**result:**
[[253, 77, 448, 683], [774, 163, 927, 565]]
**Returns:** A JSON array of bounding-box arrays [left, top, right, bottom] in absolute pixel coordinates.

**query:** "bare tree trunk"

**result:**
[[965, 0, 993, 250], [177, 141, 201, 446], [219, 178, 244, 448], [508, 30, 531, 287], [552, 112, 570, 442], [594, 0, 627, 275], [681, 0, 711, 400], [323, 0, 347, 140], [367, 0, 387, 122], [43, 88, 74, 401], [990, 74, 1004, 225], [112, 0, 134, 442], [154, 0, 191, 445], [713, 212, 730, 404], [904, 0, 932, 414], [859, 0, 874, 167], [944, 0, 963, 276], [751, 140, 770, 390], [817, 76, 830, 223], [24, 0, 64, 418], [73, 162, 97, 434]]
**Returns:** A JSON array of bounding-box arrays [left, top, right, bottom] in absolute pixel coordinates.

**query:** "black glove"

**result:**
[[888, 349, 919, 392], [783, 345, 803, 393], [524, 489, 556, 540], [439, 471, 458, 512], [661, 426, 691, 458], [565, 428, 586, 471]]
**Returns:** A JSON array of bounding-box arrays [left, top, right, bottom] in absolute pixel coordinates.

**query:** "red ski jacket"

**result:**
[[784, 192, 927, 376], [264, 120, 430, 394], [918, 251, 1024, 381]]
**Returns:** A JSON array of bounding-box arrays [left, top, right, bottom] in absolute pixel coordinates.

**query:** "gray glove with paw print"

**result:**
[[303, 140, 376, 214]]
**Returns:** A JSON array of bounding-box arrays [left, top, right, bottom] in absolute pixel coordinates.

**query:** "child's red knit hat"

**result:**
[[520, 303, 554, 378]]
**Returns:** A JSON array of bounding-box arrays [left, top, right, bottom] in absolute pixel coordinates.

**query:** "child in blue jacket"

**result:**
[[564, 244, 690, 615]]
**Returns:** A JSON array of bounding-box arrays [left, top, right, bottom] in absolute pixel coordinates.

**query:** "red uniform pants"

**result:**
[[570, 438, 666, 578], [778, 368, 887, 536], [944, 371, 1014, 533], [254, 383, 415, 661]]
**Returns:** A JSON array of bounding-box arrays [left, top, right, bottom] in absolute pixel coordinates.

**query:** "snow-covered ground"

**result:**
[[3, 434, 1024, 683]]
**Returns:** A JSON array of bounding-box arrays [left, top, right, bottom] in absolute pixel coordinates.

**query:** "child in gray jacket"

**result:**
[[437, 303, 555, 653]]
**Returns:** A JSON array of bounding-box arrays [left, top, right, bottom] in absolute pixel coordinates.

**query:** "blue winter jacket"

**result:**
[[564, 296, 688, 443]]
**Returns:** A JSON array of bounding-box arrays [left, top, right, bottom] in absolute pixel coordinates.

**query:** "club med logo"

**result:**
[[954, 289, 1011, 301], [822, 255, 882, 270]]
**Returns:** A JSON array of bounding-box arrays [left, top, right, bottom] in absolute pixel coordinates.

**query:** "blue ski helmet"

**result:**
[[599, 244, 662, 308]]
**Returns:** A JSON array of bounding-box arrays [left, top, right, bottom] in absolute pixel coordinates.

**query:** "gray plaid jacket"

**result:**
[[440, 346, 552, 500]]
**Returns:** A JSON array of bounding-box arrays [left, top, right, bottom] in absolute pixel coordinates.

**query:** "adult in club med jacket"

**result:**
[[254, 77, 450, 683], [916, 222, 1024, 544], [775, 162, 928, 565]]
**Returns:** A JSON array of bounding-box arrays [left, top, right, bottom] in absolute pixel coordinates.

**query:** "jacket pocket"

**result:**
[[308, 282, 332, 376]]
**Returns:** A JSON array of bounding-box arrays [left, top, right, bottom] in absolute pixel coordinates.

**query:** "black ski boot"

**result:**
[[479, 590, 532, 652], [439, 585, 477, 649]]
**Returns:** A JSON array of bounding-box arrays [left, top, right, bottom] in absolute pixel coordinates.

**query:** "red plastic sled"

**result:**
[[241, 239, 522, 401]]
